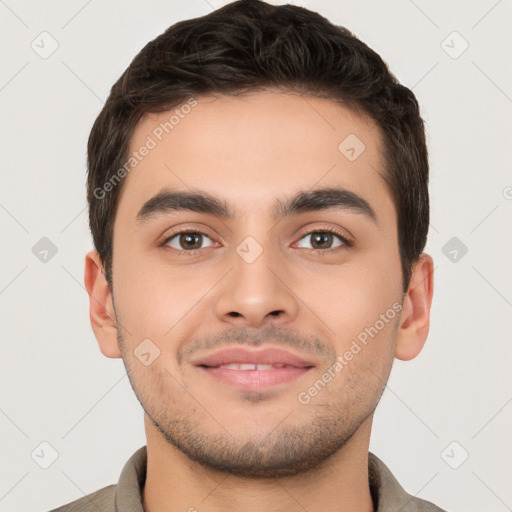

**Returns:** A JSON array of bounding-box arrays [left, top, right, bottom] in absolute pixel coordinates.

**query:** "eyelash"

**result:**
[[160, 226, 353, 257]]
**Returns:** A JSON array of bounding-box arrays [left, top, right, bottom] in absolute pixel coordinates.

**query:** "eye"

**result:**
[[160, 227, 352, 256], [295, 228, 351, 251], [162, 230, 214, 252]]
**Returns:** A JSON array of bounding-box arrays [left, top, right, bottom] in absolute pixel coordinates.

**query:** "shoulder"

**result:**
[[45, 445, 147, 512], [46, 484, 116, 512], [369, 452, 447, 511]]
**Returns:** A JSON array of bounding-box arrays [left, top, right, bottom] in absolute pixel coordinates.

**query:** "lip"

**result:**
[[192, 347, 315, 391], [191, 347, 316, 368]]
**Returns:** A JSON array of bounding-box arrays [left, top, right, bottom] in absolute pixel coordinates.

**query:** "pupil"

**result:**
[[312, 232, 331, 249], [181, 233, 201, 249]]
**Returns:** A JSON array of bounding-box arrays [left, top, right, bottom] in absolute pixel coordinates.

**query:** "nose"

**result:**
[[214, 238, 299, 328]]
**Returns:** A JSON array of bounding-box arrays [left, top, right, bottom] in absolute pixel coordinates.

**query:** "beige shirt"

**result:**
[[49, 446, 446, 511]]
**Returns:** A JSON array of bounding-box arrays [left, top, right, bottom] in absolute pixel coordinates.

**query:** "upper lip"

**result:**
[[191, 347, 316, 368]]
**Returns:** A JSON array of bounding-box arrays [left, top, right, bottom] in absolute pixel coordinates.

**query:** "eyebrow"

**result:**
[[136, 186, 377, 225]]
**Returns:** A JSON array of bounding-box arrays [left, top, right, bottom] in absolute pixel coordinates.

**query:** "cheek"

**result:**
[[303, 255, 402, 338], [113, 247, 216, 341]]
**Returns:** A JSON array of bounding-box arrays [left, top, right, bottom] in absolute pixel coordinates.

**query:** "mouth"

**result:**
[[191, 347, 315, 391], [208, 363, 300, 370]]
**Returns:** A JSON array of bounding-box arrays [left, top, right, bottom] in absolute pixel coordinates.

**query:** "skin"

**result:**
[[84, 90, 434, 512]]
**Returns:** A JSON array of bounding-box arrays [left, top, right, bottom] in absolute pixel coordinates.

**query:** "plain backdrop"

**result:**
[[1, 1, 511, 511]]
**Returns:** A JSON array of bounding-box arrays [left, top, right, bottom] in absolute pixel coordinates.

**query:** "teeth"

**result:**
[[218, 363, 286, 370]]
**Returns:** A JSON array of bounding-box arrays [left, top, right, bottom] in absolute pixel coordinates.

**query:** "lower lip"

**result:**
[[197, 366, 312, 391]]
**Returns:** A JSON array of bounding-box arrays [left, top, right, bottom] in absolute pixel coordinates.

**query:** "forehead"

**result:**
[[115, 91, 392, 227]]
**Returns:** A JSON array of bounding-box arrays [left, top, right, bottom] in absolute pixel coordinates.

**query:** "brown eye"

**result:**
[[164, 231, 214, 251], [296, 230, 349, 251], [311, 232, 335, 249]]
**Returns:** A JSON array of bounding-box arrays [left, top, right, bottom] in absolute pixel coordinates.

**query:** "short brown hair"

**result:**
[[87, 0, 429, 292]]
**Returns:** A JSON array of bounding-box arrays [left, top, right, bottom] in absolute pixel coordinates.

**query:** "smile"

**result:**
[[215, 363, 294, 370]]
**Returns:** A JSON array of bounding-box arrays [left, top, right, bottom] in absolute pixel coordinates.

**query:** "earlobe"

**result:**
[[395, 253, 434, 361], [84, 250, 122, 359]]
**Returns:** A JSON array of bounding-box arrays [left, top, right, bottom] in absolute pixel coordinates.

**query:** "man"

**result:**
[[53, 0, 444, 510]]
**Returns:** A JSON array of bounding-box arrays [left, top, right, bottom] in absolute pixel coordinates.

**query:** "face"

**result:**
[[108, 91, 406, 477]]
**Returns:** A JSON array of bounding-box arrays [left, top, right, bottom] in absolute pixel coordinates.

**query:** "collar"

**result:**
[[114, 446, 444, 511]]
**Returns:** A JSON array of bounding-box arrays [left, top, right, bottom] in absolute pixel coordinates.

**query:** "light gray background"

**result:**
[[1, 1, 511, 511]]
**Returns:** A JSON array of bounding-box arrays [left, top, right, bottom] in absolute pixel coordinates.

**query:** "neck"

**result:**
[[141, 414, 375, 512]]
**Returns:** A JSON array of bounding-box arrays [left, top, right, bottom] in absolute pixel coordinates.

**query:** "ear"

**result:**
[[395, 253, 434, 361], [84, 249, 122, 358]]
